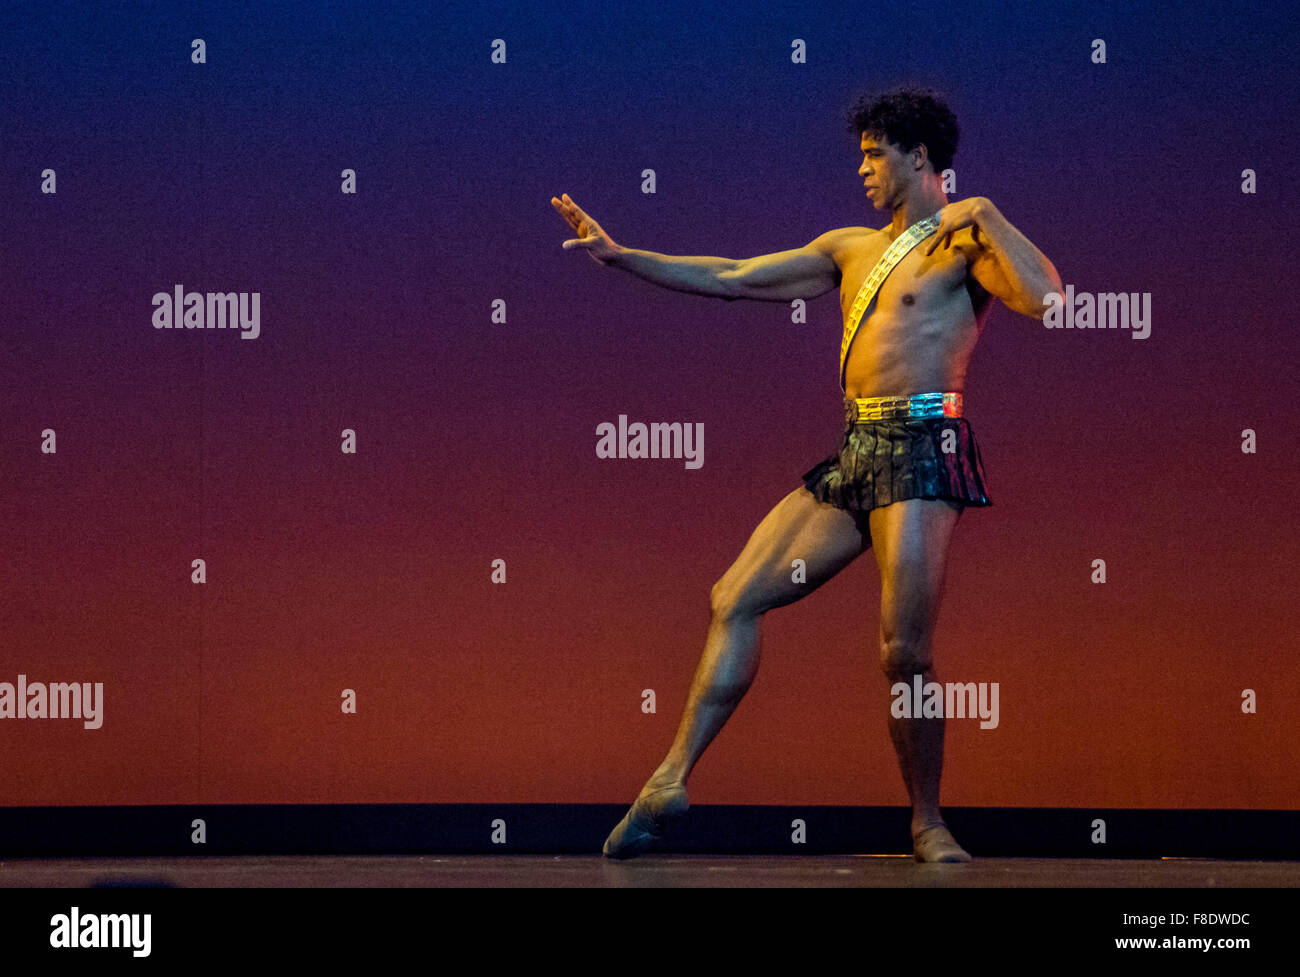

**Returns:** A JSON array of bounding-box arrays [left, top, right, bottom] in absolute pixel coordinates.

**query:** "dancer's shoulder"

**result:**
[[810, 225, 881, 258]]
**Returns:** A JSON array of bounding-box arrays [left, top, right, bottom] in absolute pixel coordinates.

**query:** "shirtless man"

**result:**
[[551, 87, 1062, 862]]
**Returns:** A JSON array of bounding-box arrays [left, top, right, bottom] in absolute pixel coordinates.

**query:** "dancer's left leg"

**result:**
[[868, 497, 972, 863]]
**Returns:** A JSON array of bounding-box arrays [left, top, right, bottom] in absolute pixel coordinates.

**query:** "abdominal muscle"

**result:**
[[838, 236, 990, 400]]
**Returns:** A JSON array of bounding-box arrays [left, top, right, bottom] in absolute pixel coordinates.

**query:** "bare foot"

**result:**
[[602, 782, 689, 859], [912, 823, 972, 862]]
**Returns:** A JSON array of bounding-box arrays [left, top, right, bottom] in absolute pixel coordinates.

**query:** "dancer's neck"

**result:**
[[887, 186, 948, 241]]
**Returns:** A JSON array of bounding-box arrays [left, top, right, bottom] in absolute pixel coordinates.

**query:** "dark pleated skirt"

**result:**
[[801, 403, 992, 512]]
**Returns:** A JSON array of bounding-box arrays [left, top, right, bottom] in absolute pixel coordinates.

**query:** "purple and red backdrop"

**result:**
[[2, 0, 1297, 810]]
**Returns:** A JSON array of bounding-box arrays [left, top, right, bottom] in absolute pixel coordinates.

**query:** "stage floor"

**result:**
[[1, 855, 1296, 887]]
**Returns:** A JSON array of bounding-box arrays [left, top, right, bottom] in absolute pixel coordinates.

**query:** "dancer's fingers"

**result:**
[[551, 196, 580, 231]]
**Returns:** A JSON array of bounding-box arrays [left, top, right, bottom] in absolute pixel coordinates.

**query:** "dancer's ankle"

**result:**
[[911, 814, 946, 837], [646, 767, 687, 791]]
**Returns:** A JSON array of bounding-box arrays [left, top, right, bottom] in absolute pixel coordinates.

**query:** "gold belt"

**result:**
[[849, 392, 963, 421]]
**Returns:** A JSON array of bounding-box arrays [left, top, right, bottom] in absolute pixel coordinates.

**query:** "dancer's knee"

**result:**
[[709, 578, 767, 621], [879, 636, 932, 680]]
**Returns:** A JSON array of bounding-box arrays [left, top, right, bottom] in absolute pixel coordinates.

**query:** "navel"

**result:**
[[902, 293, 916, 306]]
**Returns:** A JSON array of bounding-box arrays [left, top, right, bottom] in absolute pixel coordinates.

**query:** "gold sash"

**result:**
[[838, 210, 944, 391]]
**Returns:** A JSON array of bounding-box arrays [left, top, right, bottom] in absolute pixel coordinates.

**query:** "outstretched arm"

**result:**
[[551, 192, 848, 302]]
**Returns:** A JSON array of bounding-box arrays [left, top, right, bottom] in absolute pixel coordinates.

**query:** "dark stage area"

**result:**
[[2, 854, 1295, 888]]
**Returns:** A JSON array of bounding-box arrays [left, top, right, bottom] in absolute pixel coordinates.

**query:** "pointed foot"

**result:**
[[602, 783, 689, 860]]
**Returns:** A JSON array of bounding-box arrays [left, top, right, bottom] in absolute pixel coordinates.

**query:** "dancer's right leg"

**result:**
[[603, 485, 871, 858]]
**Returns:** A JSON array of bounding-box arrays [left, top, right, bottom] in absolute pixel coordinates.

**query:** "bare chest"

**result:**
[[837, 231, 975, 327]]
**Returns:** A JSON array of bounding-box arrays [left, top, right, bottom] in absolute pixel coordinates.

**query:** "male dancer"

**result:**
[[551, 87, 1061, 861]]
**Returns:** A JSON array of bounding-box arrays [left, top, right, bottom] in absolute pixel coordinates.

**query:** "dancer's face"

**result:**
[[858, 133, 914, 211]]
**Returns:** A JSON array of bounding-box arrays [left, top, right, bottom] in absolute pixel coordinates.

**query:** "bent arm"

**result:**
[[968, 201, 1063, 318], [609, 228, 848, 302]]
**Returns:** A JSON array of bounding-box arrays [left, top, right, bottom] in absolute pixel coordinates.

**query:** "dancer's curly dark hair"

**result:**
[[847, 86, 959, 173]]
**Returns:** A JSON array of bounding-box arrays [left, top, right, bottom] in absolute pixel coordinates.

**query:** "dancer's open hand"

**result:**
[[551, 193, 620, 265]]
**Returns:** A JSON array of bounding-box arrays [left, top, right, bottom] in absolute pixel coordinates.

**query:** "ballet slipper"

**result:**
[[912, 823, 973, 862], [602, 783, 690, 859]]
